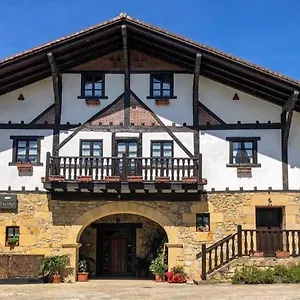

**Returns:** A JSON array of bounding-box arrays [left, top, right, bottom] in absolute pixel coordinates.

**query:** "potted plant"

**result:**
[[165, 266, 187, 283], [39, 255, 70, 283], [275, 250, 290, 259], [149, 252, 168, 282], [77, 260, 89, 282], [136, 257, 149, 278], [6, 234, 19, 246]]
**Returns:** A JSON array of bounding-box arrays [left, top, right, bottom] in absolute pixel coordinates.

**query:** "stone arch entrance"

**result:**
[[65, 202, 180, 280]]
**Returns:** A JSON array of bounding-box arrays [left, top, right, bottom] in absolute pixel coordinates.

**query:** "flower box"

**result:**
[[76, 175, 93, 182], [105, 176, 121, 183], [181, 177, 198, 184], [201, 178, 208, 185], [127, 176, 143, 183], [17, 163, 33, 172], [249, 250, 264, 258], [48, 175, 65, 182], [237, 167, 252, 175], [6, 236, 19, 247], [275, 250, 290, 259], [85, 99, 100, 106], [155, 176, 170, 183], [155, 99, 170, 106]]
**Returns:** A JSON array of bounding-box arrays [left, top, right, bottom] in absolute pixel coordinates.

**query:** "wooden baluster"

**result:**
[[45, 152, 50, 180], [149, 158, 153, 181], [100, 158, 104, 180], [182, 159, 186, 179], [166, 158, 169, 178], [84, 157, 88, 175], [74, 157, 78, 180], [95, 158, 99, 180], [68, 157, 72, 180], [201, 244, 207, 281], [232, 236, 236, 257], [89, 158, 93, 176], [160, 158, 164, 177], [208, 251, 212, 272], [106, 158, 110, 177], [171, 159, 174, 181], [244, 230, 248, 256], [220, 244, 224, 265], [226, 240, 229, 260], [250, 231, 254, 252], [63, 157, 66, 178], [176, 158, 180, 181], [79, 157, 83, 176], [214, 247, 218, 270], [155, 159, 159, 178], [187, 159, 191, 177], [286, 231, 290, 253], [292, 231, 296, 257]]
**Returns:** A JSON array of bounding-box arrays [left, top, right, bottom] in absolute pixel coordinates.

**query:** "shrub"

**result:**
[[149, 252, 168, 278], [232, 266, 275, 284], [275, 264, 300, 283], [165, 265, 187, 283]]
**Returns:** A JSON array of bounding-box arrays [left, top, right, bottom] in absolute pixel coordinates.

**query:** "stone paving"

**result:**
[[1, 280, 300, 300]]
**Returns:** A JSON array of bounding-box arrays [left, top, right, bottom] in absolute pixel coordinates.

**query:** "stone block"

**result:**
[[285, 205, 298, 215], [211, 213, 224, 223], [251, 194, 289, 206], [182, 213, 196, 225], [242, 206, 255, 215], [195, 231, 213, 242], [190, 202, 213, 213], [20, 234, 37, 246]]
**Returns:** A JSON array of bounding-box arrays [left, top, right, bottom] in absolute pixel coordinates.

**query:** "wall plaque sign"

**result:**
[[0, 194, 17, 210]]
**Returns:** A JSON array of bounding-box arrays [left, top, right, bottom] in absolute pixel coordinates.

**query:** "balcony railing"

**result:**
[[44, 152, 203, 184]]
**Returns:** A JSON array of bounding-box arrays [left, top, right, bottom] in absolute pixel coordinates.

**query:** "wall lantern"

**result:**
[[268, 198, 272, 206]]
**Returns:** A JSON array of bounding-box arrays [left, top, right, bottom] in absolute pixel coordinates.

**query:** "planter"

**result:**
[[17, 163, 32, 172], [52, 274, 62, 283], [155, 176, 170, 183], [237, 167, 252, 176], [155, 99, 170, 106], [77, 175, 93, 182], [41, 175, 65, 182], [127, 176, 143, 183], [249, 251, 264, 258], [77, 272, 89, 282], [181, 176, 197, 184], [276, 251, 290, 259], [201, 178, 208, 185], [85, 99, 100, 106], [155, 274, 163, 282], [105, 176, 121, 183], [5, 239, 19, 247]]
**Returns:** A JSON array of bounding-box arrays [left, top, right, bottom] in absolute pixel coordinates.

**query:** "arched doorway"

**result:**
[[79, 213, 168, 277]]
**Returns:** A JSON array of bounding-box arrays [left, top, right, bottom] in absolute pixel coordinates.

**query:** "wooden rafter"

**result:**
[[121, 25, 130, 127], [281, 90, 299, 190]]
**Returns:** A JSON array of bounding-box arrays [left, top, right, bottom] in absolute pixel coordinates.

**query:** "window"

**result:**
[[226, 137, 260, 166], [10, 136, 43, 165], [80, 74, 105, 98], [80, 140, 102, 157], [6, 226, 19, 246], [196, 214, 210, 232], [149, 74, 174, 98], [151, 141, 173, 166]]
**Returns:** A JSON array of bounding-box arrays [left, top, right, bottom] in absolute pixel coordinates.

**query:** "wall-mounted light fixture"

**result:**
[[268, 198, 272, 206]]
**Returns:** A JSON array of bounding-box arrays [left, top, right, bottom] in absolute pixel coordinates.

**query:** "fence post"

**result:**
[[237, 225, 243, 257], [45, 152, 50, 180], [201, 244, 207, 281]]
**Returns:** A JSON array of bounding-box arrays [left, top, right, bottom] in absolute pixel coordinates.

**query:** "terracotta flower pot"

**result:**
[[155, 176, 170, 183], [105, 176, 121, 183], [276, 251, 290, 259], [127, 176, 143, 183], [52, 274, 62, 283], [181, 176, 198, 184], [155, 274, 163, 282], [77, 175, 93, 182], [17, 163, 33, 172], [77, 272, 89, 282]]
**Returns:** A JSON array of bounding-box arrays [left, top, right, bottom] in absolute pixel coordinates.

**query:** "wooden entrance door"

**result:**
[[108, 236, 128, 276], [256, 208, 283, 256]]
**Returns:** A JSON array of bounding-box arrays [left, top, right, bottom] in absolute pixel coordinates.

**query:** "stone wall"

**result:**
[[0, 192, 300, 280]]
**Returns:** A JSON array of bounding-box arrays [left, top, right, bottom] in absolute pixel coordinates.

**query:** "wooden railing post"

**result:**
[[197, 154, 202, 181], [237, 225, 243, 257], [122, 153, 128, 181], [201, 244, 207, 281], [45, 152, 50, 180]]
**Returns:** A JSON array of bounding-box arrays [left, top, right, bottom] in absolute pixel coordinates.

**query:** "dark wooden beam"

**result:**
[[121, 25, 130, 127], [281, 90, 299, 190], [47, 52, 62, 157], [193, 53, 202, 126], [130, 91, 194, 158]]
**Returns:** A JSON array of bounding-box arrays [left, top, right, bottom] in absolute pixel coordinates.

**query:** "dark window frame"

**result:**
[[113, 137, 142, 157], [226, 137, 261, 167], [150, 140, 174, 158], [78, 73, 108, 99], [79, 139, 103, 157], [196, 213, 210, 232], [147, 73, 177, 99], [6, 226, 20, 246], [9, 136, 44, 166]]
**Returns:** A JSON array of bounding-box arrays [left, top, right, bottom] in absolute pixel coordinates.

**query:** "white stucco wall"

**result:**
[[0, 130, 53, 191], [200, 129, 282, 191], [199, 77, 281, 123], [131, 74, 193, 126], [61, 74, 124, 124], [0, 78, 54, 123], [288, 111, 300, 190]]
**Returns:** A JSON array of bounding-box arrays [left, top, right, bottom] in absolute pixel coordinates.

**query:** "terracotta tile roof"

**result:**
[[0, 12, 299, 86]]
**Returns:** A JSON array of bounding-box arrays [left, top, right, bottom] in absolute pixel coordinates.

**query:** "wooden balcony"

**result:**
[[43, 152, 205, 193]]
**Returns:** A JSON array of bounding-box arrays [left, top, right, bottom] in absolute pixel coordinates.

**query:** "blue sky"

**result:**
[[1, 1, 300, 79]]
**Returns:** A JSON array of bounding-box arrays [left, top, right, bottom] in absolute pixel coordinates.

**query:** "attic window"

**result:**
[[18, 94, 25, 101], [147, 74, 177, 99], [233, 93, 239, 100], [78, 73, 108, 99]]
